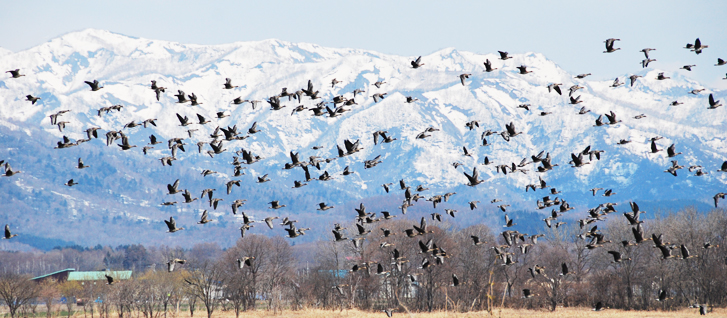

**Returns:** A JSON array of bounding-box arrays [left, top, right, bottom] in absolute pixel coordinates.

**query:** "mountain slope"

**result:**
[[0, 29, 724, 248]]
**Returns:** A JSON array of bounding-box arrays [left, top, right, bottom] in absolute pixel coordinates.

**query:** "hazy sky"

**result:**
[[2, 1, 726, 88]]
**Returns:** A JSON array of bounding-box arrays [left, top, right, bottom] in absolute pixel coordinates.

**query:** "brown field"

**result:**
[[3, 307, 724, 318], [158, 308, 723, 318]]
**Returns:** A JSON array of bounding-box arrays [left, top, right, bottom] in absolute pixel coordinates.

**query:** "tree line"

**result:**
[[1, 207, 725, 316]]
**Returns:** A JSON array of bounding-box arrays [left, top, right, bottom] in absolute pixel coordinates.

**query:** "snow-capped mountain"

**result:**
[[0, 29, 724, 249]]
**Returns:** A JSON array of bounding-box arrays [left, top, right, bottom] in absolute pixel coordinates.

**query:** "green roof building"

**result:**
[[31, 269, 132, 283], [68, 271, 132, 281]]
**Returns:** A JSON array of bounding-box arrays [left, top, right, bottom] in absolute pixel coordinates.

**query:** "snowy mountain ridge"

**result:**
[[0, 29, 724, 248]]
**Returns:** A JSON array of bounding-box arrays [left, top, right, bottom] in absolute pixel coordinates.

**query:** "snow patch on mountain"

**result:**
[[0, 29, 725, 247]]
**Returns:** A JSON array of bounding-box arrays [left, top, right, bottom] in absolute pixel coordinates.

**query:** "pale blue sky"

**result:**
[[2, 1, 726, 88]]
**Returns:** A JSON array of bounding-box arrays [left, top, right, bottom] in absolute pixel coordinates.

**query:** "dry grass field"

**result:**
[[182, 307, 722, 318], [3, 307, 724, 318]]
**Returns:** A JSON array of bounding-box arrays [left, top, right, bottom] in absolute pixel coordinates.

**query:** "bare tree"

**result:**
[[0, 273, 40, 318], [38, 278, 59, 318], [109, 277, 137, 318], [183, 261, 225, 318], [58, 280, 81, 318]]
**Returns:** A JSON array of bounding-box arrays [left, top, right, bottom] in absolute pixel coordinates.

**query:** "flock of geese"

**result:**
[[3, 36, 727, 315]]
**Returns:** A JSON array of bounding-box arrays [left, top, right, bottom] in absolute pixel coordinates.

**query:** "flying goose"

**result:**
[[209, 198, 224, 210], [223, 78, 238, 89], [690, 38, 708, 54], [503, 214, 516, 227], [255, 174, 270, 183], [703, 242, 718, 249], [411, 56, 425, 68], [188, 93, 202, 105], [681, 65, 696, 71], [570, 153, 590, 168], [153, 86, 165, 101], [445, 209, 458, 218], [641, 58, 656, 68], [349, 88, 365, 98], [176, 113, 191, 126], [708, 94, 722, 109], [332, 230, 348, 242], [76, 158, 89, 169], [546, 83, 563, 95], [232, 96, 249, 105], [197, 210, 213, 224], [718, 161, 727, 173], [355, 223, 371, 236], [226, 180, 240, 194], [269, 200, 286, 209], [6, 69, 24, 78], [629, 75, 641, 87], [657, 245, 676, 260], [372, 93, 387, 103], [166, 258, 186, 272], [470, 235, 486, 245], [200, 169, 217, 177], [570, 95, 583, 104], [166, 179, 182, 195], [116, 136, 136, 151], [714, 193, 726, 208], [49, 110, 69, 125], [240, 224, 254, 238], [482, 59, 499, 72], [604, 38, 621, 53], [459, 73, 471, 86], [236, 257, 255, 269], [464, 167, 484, 186], [84, 80, 103, 91], [611, 77, 624, 87], [164, 216, 184, 233], [248, 122, 260, 134], [173, 90, 189, 103], [666, 144, 682, 157], [640, 48, 656, 58], [516, 65, 532, 74], [522, 289, 537, 298], [199, 189, 215, 201], [656, 72, 670, 80], [182, 190, 197, 203], [498, 51, 511, 60], [680, 244, 697, 259], [650, 140, 662, 153], [26, 95, 41, 104], [3, 224, 18, 239], [261, 216, 279, 230], [64, 179, 78, 187], [195, 113, 210, 125], [607, 251, 631, 263], [604, 111, 621, 125], [558, 263, 569, 276]]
